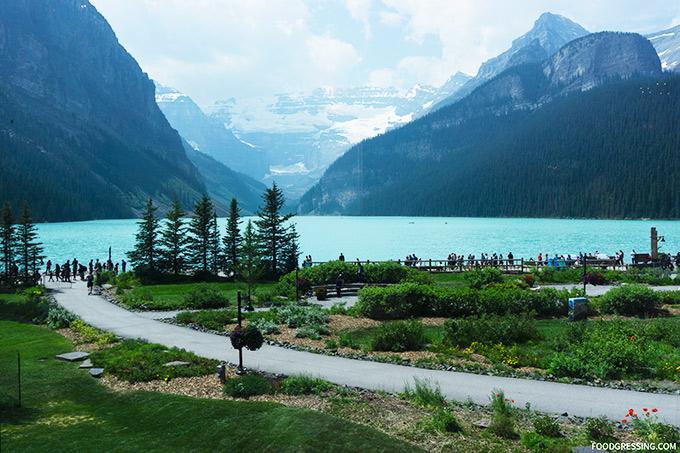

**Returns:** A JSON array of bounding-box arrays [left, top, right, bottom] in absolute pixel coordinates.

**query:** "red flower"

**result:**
[[511, 400, 514, 403], [652, 408, 658, 412], [622, 419, 627, 423], [505, 398, 508, 401], [643, 408, 648, 412], [497, 393, 501, 397]]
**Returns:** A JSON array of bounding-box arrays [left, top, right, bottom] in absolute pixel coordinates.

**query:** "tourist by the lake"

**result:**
[[86, 271, 94, 295], [72, 258, 78, 279], [630, 249, 636, 264], [338, 253, 345, 262], [356, 260, 363, 282], [88, 260, 93, 273], [47, 270, 54, 282], [54, 263, 61, 281], [46, 259, 51, 273], [335, 272, 344, 296], [121, 259, 126, 273], [114, 263, 119, 274], [63, 260, 71, 282], [78, 264, 86, 280], [508, 252, 514, 265]]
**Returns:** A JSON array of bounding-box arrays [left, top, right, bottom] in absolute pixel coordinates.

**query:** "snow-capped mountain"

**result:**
[[647, 24, 680, 72], [155, 83, 269, 180], [207, 74, 470, 198]]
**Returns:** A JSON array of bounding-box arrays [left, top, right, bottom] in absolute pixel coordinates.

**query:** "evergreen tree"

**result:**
[[16, 200, 44, 276], [1, 201, 15, 279], [127, 198, 160, 271], [188, 194, 216, 272], [255, 182, 296, 277], [223, 198, 241, 277], [210, 211, 221, 273], [238, 220, 262, 302], [158, 195, 187, 274], [280, 223, 300, 274]]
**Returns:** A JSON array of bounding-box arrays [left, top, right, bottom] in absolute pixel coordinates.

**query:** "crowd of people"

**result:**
[[45, 257, 127, 295]]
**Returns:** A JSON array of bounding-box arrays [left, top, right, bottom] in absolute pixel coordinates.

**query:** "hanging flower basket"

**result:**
[[315, 287, 327, 300], [229, 325, 264, 351]]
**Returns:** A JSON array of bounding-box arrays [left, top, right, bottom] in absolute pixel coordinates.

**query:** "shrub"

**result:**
[[295, 323, 330, 340], [275, 304, 329, 328], [660, 290, 680, 306], [69, 319, 117, 346], [431, 409, 463, 434], [523, 275, 536, 288], [403, 377, 446, 409], [488, 390, 518, 439], [183, 283, 229, 309], [175, 309, 237, 331], [90, 339, 217, 382], [355, 283, 435, 320], [585, 416, 615, 442], [442, 314, 536, 348], [464, 267, 504, 289], [250, 318, 280, 335], [45, 304, 78, 329], [280, 375, 333, 395], [325, 339, 338, 350], [370, 320, 424, 352], [596, 285, 662, 317], [223, 374, 272, 398], [533, 415, 562, 438]]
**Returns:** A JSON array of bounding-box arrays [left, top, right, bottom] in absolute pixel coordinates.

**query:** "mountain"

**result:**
[[426, 12, 589, 114], [155, 84, 269, 180], [207, 75, 470, 199], [0, 0, 207, 221], [182, 142, 265, 215], [647, 24, 680, 72], [299, 32, 671, 219]]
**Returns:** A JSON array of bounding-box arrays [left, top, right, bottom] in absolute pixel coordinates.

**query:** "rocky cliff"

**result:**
[[0, 0, 206, 220]]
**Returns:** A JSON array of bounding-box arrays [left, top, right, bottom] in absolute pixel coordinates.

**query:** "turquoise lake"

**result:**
[[36, 216, 680, 267]]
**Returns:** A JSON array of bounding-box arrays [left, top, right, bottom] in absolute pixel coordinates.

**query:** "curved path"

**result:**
[[46, 280, 680, 426]]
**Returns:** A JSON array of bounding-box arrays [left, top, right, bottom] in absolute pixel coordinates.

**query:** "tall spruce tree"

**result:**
[[158, 196, 187, 274], [238, 220, 262, 301], [127, 198, 160, 271], [210, 211, 221, 273], [188, 194, 216, 272], [1, 201, 15, 279], [255, 182, 296, 277], [280, 223, 300, 274], [16, 201, 44, 276], [223, 198, 241, 277]]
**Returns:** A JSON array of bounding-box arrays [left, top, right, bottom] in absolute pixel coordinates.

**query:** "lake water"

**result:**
[[36, 216, 680, 267]]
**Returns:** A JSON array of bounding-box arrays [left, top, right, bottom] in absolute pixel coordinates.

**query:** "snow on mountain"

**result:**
[[208, 77, 470, 198], [647, 25, 680, 72]]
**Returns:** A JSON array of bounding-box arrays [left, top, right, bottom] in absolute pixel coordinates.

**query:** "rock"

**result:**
[[102, 284, 113, 290], [472, 419, 491, 429], [79, 359, 93, 369], [55, 352, 90, 362], [163, 361, 191, 367], [573, 447, 609, 453], [89, 368, 104, 378]]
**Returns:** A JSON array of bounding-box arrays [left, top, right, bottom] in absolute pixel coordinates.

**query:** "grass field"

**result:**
[[0, 320, 422, 452]]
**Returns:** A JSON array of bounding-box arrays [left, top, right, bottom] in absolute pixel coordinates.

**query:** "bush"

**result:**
[[69, 319, 117, 346], [355, 283, 436, 320], [488, 390, 518, 439], [464, 267, 504, 289], [533, 415, 562, 438], [175, 309, 237, 331], [369, 320, 425, 352], [431, 409, 463, 433], [585, 416, 615, 442], [280, 375, 333, 395], [295, 323, 330, 340], [183, 284, 229, 309], [223, 374, 272, 398], [523, 275, 536, 288], [45, 304, 78, 329], [250, 318, 280, 335], [442, 314, 536, 348], [596, 285, 662, 317], [660, 290, 680, 306], [275, 304, 329, 328], [90, 339, 217, 382]]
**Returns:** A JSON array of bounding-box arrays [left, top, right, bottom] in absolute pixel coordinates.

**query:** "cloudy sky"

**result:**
[[91, 0, 680, 108]]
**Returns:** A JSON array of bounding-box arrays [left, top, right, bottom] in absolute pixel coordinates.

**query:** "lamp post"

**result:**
[[651, 227, 665, 262], [236, 290, 245, 375]]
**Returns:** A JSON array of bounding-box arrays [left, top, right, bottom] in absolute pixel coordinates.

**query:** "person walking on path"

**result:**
[[335, 272, 344, 297], [72, 258, 79, 280], [86, 271, 94, 295]]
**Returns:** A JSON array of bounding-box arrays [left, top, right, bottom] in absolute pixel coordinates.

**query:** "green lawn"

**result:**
[[0, 320, 422, 452], [125, 281, 277, 310]]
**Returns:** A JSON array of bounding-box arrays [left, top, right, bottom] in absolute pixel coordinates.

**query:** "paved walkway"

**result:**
[[46, 280, 680, 426]]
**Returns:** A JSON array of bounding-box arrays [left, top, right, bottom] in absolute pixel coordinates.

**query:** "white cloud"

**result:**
[[342, 0, 373, 38], [367, 68, 396, 87], [306, 34, 362, 74]]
